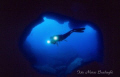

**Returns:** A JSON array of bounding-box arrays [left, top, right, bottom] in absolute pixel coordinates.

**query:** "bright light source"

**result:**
[[53, 36, 58, 40], [47, 40, 50, 44]]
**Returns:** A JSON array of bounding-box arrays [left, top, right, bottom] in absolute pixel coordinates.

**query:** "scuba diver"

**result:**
[[47, 28, 85, 46]]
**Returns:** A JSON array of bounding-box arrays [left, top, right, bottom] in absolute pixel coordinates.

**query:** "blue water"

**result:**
[[21, 16, 103, 77]]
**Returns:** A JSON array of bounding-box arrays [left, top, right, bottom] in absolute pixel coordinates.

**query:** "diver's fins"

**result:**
[[72, 28, 85, 32]]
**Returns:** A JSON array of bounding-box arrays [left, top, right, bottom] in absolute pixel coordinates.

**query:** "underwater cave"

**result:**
[[19, 12, 104, 77]]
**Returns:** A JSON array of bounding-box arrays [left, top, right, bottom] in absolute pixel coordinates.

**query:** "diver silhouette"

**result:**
[[49, 28, 85, 46]]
